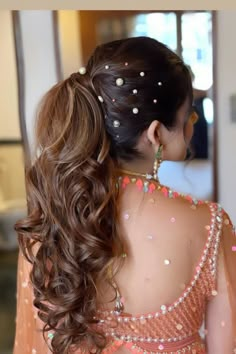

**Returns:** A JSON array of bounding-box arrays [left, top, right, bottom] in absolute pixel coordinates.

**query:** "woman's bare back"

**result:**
[[98, 179, 211, 315]]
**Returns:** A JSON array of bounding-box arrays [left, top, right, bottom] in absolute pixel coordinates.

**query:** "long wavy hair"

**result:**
[[15, 37, 192, 353]]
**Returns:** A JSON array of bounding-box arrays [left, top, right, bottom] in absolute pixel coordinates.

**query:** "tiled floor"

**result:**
[[0, 249, 18, 354]]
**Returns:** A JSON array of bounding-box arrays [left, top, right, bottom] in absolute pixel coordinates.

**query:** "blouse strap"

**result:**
[[202, 202, 224, 298]]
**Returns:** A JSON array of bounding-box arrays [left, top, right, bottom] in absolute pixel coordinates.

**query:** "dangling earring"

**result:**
[[153, 144, 163, 181]]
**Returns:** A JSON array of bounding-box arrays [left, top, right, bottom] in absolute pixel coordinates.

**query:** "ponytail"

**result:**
[[15, 72, 124, 353]]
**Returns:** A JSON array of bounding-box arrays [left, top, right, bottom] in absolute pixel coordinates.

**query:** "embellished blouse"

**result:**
[[13, 176, 236, 354]]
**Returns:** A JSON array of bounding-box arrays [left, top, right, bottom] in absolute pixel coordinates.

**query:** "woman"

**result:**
[[13, 37, 236, 354]]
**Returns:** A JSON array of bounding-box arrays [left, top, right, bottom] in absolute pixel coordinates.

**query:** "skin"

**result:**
[[120, 97, 196, 173]]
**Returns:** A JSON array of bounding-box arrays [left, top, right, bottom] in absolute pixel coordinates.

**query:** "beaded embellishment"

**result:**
[[117, 175, 202, 206]]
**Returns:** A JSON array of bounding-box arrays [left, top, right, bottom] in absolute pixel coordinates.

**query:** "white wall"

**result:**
[[0, 146, 26, 201], [58, 10, 82, 78], [19, 11, 58, 154], [217, 11, 236, 223], [0, 11, 25, 203], [0, 11, 20, 139]]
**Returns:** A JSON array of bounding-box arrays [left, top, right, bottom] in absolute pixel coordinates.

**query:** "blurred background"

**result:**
[[0, 10, 235, 353]]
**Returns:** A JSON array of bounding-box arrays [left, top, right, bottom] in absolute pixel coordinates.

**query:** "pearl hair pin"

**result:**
[[116, 78, 124, 86], [158, 81, 163, 86], [133, 89, 138, 94], [140, 72, 145, 77], [98, 96, 104, 103], [133, 107, 139, 114], [105, 65, 109, 69], [78, 67, 86, 75], [113, 120, 121, 128]]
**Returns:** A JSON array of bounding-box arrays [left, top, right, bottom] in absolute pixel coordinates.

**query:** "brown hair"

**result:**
[[15, 37, 192, 353]]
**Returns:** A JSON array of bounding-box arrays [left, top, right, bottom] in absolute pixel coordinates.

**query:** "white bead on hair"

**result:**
[[113, 120, 121, 128], [132, 107, 139, 114], [78, 67, 87, 75], [116, 78, 124, 86]]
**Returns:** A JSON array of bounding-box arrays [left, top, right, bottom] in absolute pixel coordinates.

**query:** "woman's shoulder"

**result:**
[[153, 182, 214, 214], [166, 190, 234, 247], [152, 184, 225, 235]]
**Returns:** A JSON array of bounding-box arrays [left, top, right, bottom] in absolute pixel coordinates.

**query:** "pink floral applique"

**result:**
[[122, 176, 131, 189], [148, 182, 156, 193], [161, 187, 168, 197], [136, 178, 143, 191]]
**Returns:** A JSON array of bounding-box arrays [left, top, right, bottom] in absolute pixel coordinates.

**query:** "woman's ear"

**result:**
[[146, 120, 161, 146]]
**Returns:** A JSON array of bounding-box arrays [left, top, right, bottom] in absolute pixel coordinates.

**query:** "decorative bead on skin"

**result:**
[[164, 259, 171, 265], [124, 213, 130, 220], [147, 235, 154, 240], [221, 321, 225, 327]]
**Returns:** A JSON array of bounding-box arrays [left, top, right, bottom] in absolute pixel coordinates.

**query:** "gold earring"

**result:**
[[153, 144, 163, 181]]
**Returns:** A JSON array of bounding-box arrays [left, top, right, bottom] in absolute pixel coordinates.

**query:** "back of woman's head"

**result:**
[[15, 36, 192, 353], [86, 36, 192, 160]]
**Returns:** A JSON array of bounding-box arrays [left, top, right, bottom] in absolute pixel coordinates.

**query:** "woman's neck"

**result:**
[[118, 160, 153, 176]]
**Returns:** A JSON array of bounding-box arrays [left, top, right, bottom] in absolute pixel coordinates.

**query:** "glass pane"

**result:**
[[96, 13, 177, 52], [130, 12, 177, 52], [181, 12, 212, 90]]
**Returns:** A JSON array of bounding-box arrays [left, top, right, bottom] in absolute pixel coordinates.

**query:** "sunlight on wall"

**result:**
[[58, 11, 82, 78], [0, 11, 20, 140]]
